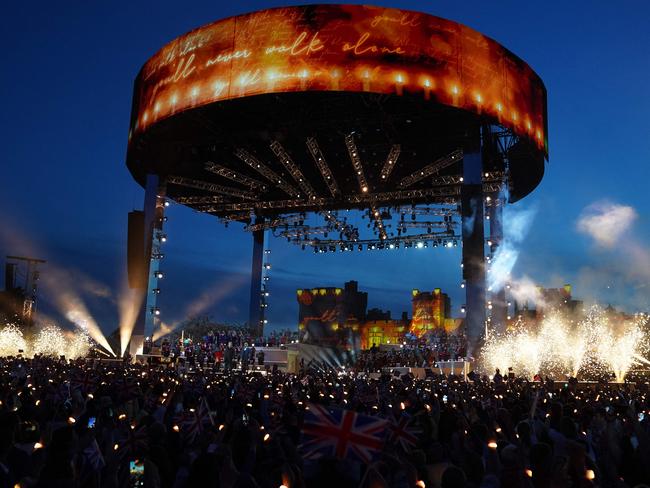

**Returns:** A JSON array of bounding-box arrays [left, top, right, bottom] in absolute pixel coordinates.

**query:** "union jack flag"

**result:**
[[388, 413, 421, 452], [175, 398, 213, 444], [300, 404, 387, 463], [117, 426, 148, 459], [70, 370, 98, 394]]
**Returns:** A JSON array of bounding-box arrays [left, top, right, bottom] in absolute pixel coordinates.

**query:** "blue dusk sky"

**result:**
[[1, 0, 649, 334]]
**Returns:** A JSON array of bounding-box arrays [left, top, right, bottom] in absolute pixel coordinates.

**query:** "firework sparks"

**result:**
[[0, 324, 28, 356], [482, 306, 649, 381]]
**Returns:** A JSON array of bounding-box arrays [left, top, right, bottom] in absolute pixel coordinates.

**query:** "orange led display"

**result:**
[[130, 4, 547, 155]]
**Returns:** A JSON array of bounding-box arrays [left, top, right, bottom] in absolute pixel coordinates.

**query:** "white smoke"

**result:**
[[577, 201, 637, 248], [508, 276, 544, 309], [487, 204, 538, 292]]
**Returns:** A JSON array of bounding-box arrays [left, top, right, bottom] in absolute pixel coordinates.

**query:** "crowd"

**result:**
[[356, 343, 468, 372], [0, 350, 648, 488], [144, 325, 300, 369]]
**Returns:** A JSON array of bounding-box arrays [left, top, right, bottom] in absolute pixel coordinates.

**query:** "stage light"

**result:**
[[164, 200, 170, 207], [155, 271, 164, 279], [416, 242, 424, 249]]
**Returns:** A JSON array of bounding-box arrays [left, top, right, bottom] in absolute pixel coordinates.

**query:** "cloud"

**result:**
[[577, 201, 637, 248]]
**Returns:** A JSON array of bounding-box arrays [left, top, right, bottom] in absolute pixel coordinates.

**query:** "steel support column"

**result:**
[[462, 134, 486, 357], [249, 216, 265, 337], [489, 201, 507, 333], [130, 174, 166, 357]]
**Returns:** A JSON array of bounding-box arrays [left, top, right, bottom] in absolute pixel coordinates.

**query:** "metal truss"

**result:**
[[245, 214, 306, 232], [399, 149, 463, 188], [344, 134, 370, 193], [269, 141, 317, 199], [431, 171, 505, 187], [396, 206, 459, 217], [431, 175, 463, 186], [370, 206, 388, 240], [172, 195, 225, 205], [234, 148, 300, 198], [275, 226, 333, 239], [216, 212, 252, 222], [397, 221, 455, 230], [483, 182, 505, 194], [204, 162, 267, 191], [197, 186, 462, 214], [379, 144, 401, 182], [306, 137, 340, 197], [305, 232, 463, 249], [320, 211, 359, 241], [167, 175, 257, 200]]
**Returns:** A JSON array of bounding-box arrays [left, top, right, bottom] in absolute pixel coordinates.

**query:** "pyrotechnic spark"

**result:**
[[0, 322, 96, 359], [33, 325, 68, 357], [0, 324, 28, 356], [481, 306, 648, 381], [65, 330, 92, 359]]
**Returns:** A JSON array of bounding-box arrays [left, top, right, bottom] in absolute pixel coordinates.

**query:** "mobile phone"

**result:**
[[242, 413, 249, 426], [87, 417, 96, 429], [129, 459, 144, 487], [639, 412, 645, 422], [443, 395, 448, 404]]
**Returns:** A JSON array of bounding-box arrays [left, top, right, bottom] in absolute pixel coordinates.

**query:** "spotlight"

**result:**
[[164, 200, 170, 207], [155, 271, 164, 279], [159, 234, 167, 242], [416, 242, 424, 249]]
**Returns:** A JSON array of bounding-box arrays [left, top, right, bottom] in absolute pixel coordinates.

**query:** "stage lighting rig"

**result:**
[[204, 162, 267, 191], [270, 141, 318, 199], [167, 175, 257, 200], [379, 144, 401, 182], [345, 133, 369, 193], [234, 148, 300, 197], [306, 137, 340, 197], [399, 149, 463, 188]]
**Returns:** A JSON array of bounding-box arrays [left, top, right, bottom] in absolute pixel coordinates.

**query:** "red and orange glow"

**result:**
[[130, 4, 547, 155]]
